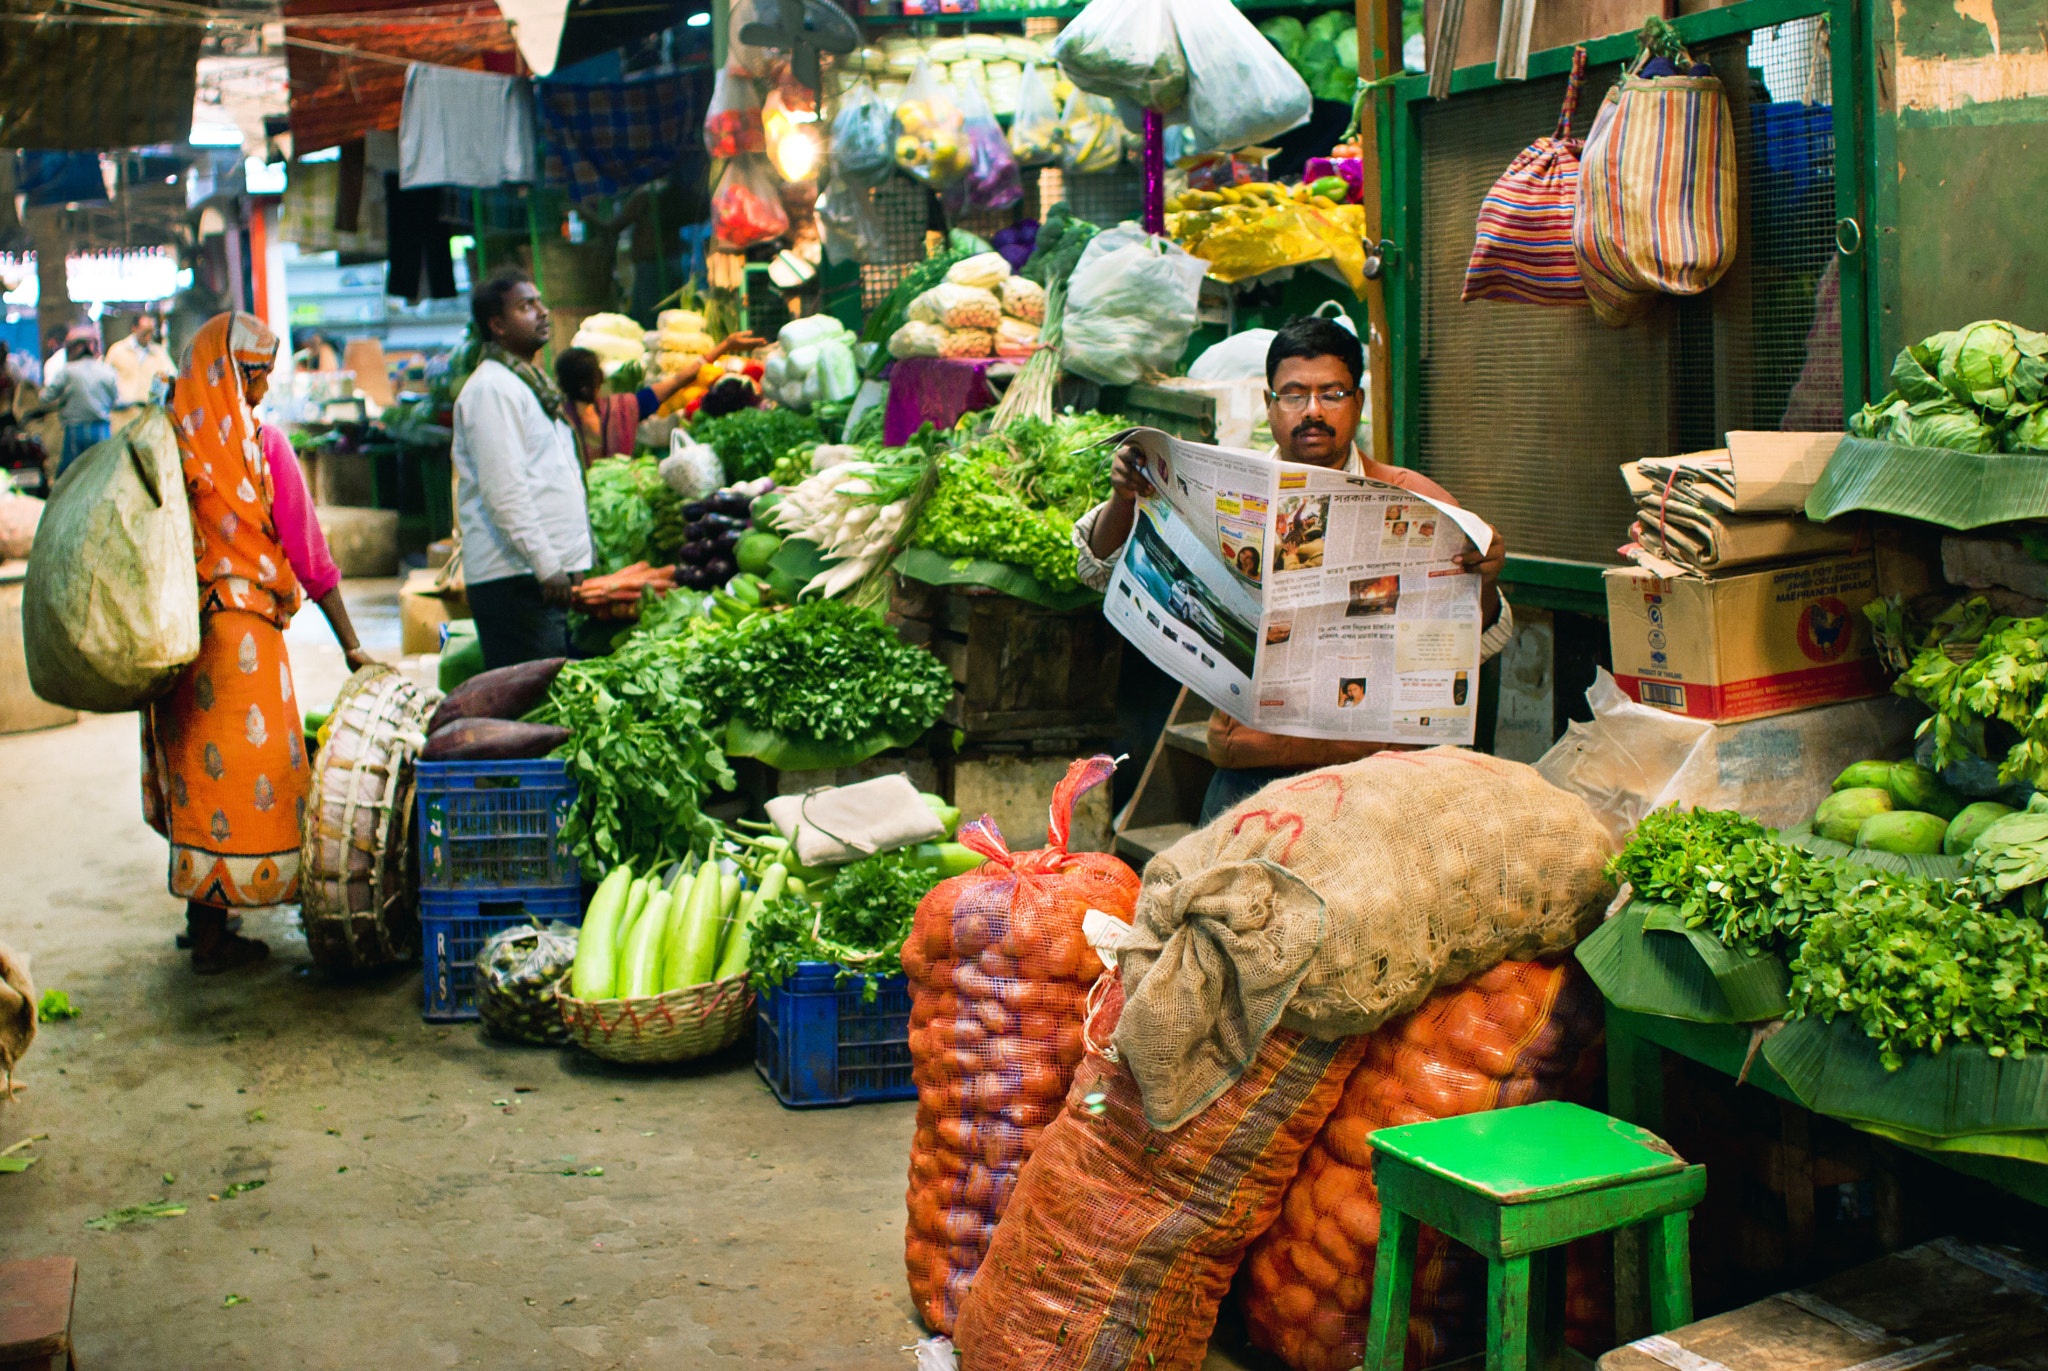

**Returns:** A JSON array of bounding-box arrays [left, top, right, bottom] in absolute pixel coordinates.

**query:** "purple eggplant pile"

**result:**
[[657, 478, 775, 591]]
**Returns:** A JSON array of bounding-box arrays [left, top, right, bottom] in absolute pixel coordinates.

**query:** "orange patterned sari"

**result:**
[[140, 313, 308, 908]]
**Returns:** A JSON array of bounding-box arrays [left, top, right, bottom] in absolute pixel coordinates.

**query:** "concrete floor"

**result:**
[[0, 580, 1272, 1370]]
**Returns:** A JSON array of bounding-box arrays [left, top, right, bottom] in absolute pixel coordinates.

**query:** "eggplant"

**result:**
[[678, 539, 714, 564], [712, 494, 753, 519], [678, 564, 715, 590], [705, 556, 737, 583], [712, 529, 742, 556], [683, 500, 708, 520]]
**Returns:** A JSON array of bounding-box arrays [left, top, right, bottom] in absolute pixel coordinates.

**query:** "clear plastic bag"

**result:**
[[1172, 0, 1313, 153], [1060, 224, 1208, 386], [911, 283, 1002, 330], [888, 320, 949, 359], [712, 153, 790, 248], [944, 251, 1012, 290], [892, 59, 969, 189], [1008, 62, 1064, 167], [705, 68, 765, 158], [1058, 89, 1127, 174], [474, 921, 581, 1045], [1050, 0, 1187, 111], [828, 79, 896, 189], [940, 74, 1023, 218], [817, 175, 886, 264]]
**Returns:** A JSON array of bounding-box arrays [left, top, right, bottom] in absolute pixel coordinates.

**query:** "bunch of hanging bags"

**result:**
[[1464, 24, 1737, 326]]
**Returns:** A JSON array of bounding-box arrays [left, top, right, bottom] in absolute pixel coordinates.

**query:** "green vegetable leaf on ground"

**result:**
[[85, 1200, 187, 1231], [37, 989, 77, 1020]]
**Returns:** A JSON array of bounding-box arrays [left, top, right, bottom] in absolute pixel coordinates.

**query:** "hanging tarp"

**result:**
[[0, 1, 201, 149], [534, 72, 706, 203], [284, 0, 518, 156]]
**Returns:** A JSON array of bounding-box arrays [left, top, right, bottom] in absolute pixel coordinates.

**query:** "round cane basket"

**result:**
[[556, 975, 756, 1064], [299, 665, 438, 971]]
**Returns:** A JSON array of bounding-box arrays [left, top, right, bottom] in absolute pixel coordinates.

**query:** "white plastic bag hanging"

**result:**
[[817, 175, 886, 264], [1008, 62, 1063, 166], [712, 154, 790, 248], [1060, 224, 1208, 386], [705, 68, 765, 157], [940, 74, 1022, 218], [1171, 0, 1313, 152], [828, 79, 896, 188], [892, 59, 969, 189], [1050, 0, 1187, 111]]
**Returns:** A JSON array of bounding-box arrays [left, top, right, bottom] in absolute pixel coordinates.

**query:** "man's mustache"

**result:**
[[1291, 420, 1335, 439]]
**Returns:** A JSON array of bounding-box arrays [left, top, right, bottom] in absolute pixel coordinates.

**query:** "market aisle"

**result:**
[[0, 579, 930, 1369]]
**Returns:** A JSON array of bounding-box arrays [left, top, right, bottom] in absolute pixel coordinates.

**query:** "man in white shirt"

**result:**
[[452, 272, 592, 669], [105, 311, 177, 424]]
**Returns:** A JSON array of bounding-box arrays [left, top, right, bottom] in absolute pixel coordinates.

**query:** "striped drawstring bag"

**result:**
[[1572, 35, 1738, 327], [1461, 46, 1589, 306]]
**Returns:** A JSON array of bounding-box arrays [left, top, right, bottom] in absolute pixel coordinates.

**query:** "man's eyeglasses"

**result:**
[[1267, 387, 1356, 412]]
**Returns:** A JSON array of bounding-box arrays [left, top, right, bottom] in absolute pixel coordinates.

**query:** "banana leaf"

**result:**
[[1778, 820, 1967, 882], [1805, 436, 2048, 530], [1575, 900, 1783, 1024], [1854, 1120, 2048, 1167], [768, 536, 838, 589], [892, 546, 1103, 612], [724, 717, 930, 773], [1639, 906, 1793, 1022], [1762, 1013, 2048, 1138]]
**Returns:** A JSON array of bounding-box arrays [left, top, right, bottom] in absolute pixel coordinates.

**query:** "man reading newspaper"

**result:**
[[1074, 316, 1515, 822]]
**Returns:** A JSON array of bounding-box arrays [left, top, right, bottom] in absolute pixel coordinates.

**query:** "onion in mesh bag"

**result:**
[[475, 921, 581, 1044]]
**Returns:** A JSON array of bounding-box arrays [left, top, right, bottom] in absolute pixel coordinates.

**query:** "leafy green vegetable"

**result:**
[[1876, 595, 2048, 786], [530, 636, 736, 876], [1939, 319, 2048, 414], [86, 1200, 187, 1230], [1963, 795, 2048, 915], [688, 407, 822, 484], [1608, 807, 1839, 956], [748, 848, 932, 998], [908, 411, 1126, 591], [1020, 202, 1101, 289], [678, 599, 953, 749], [1850, 320, 2048, 450], [37, 989, 76, 1020], [585, 456, 675, 573]]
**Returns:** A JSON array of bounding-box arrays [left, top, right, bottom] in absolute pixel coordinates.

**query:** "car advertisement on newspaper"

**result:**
[[1100, 428, 1494, 745]]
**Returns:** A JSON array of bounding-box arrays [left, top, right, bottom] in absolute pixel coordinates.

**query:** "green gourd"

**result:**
[[567, 866, 634, 1000]]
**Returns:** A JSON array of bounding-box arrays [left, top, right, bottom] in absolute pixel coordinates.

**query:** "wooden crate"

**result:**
[[904, 588, 1122, 744]]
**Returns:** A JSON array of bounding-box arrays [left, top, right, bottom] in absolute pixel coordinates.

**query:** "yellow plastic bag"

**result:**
[[1168, 199, 1367, 296], [21, 407, 199, 712]]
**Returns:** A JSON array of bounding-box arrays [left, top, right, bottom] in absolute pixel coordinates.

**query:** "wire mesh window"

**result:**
[[1411, 18, 1840, 567], [855, 169, 1046, 312]]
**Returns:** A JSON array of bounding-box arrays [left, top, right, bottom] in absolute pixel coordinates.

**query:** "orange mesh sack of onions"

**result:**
[[1243, 959, 1610, 1371], [900, 754, 1139, 1335]]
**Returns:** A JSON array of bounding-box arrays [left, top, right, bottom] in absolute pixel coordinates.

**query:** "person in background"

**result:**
[[554, 329, 764, 469], [1075, 315, 1515, 823], [0, 342, 26, 420], [33, 328, 120, 477], [452, 271, 592, 670], [696, 375, 764, 421], [140, 312, 372, 973], [41, 331, 67, 387], [105, 310, 178, 424]]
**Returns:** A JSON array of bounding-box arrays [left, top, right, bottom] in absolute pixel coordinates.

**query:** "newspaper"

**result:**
[[1101, 427, 1495, 745]]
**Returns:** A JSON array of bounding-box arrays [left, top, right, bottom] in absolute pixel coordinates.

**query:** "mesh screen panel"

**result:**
[[1413, 24, 1839, 566]]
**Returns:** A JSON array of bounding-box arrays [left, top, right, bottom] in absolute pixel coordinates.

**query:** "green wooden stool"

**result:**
[[1360, 1100, 1706, 1371]]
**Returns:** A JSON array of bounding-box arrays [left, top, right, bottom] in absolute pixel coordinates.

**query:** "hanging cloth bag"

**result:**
[[1461, 47, 1589, 306], [1572, 30, 1738, 327]]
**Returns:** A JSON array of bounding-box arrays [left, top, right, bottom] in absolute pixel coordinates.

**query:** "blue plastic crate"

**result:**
[[415, 759, 577, 891], [755, 961, 916, 1108], [421, 885, 582, 1021]]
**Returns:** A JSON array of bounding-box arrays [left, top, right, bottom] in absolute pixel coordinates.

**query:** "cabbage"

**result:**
[[1937, 320, 2046, 414], [1258, 15, 1305, 63], [1849, 392, 1905, 440], [1890, 339, 1944, 402], [2007, 404, 2048, 454], [1901, 397, 1996, 453]]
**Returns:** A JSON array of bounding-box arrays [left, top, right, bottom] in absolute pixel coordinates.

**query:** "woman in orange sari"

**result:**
[[141, 313, 371, 972]]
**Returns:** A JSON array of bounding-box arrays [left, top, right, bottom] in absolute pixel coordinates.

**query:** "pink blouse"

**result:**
[[261, 424, 342, 602]]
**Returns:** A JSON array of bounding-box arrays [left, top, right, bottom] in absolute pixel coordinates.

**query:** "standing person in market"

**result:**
[[452, 271, 592, 669], [1075, 315, 1515, 822], [141, 312, 375, 972], [553, 328, 764, 469], [31, 328, 120, 477], [105, 309, 178, 426]]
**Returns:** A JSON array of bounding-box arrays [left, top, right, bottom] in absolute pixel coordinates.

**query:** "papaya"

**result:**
[[1832, 760, 1895, 792], [1885, 760, 1964, 821], [1945, 800, 2017, 855], [1815, 787, 1892, 844], [1855, 810, 1949, 855]]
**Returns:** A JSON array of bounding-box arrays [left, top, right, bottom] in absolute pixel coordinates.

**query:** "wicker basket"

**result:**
[[556, 976, 757, 1064]]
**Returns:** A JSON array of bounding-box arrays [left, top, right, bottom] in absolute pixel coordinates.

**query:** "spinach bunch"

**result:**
[[679, 599, 954, 745], [530, 636, 735, 875], [689, 407, 822, 484], [1609, 806, 1839, 956]]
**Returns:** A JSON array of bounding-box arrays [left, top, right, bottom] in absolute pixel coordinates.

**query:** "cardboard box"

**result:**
[[400, 568, 469, 656], [1604, 552, 1888, 723]]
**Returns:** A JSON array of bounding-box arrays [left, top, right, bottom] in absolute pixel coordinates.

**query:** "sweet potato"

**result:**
[[421, 718, 570, 762], [425, 657, 568, 734]]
